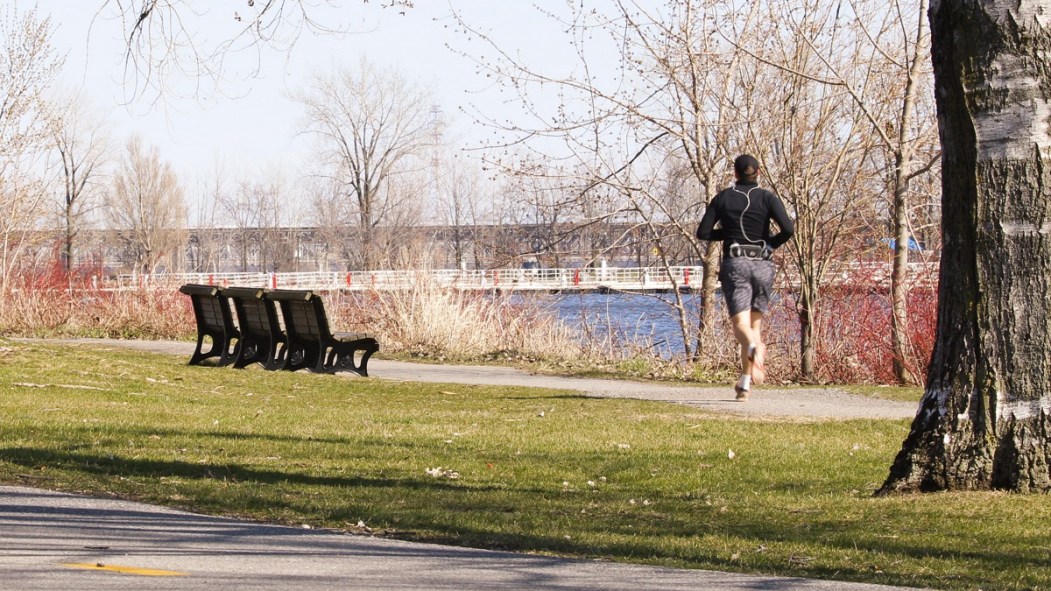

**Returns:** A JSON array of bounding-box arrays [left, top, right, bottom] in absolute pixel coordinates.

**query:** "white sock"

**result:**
[[736, 374, 751, 391], [747, 343, 757, 359]]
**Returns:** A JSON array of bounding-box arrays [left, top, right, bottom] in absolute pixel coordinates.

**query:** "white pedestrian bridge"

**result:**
[[120, 262, 936, 292], [122, 266, 704, 292]]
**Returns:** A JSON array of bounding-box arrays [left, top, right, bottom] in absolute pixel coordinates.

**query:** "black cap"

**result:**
[[733, 154, 759, 180]]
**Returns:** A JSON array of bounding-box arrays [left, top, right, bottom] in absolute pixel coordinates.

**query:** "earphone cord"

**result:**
[[731, 184, 767, 250]]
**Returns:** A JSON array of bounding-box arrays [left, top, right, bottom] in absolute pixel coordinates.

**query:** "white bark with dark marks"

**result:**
[[881, 0, 1051, 494]]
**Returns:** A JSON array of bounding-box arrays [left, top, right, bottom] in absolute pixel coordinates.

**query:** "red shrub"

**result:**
[[768, 266, 937, 385]]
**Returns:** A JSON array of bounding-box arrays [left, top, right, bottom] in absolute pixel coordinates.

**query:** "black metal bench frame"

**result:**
[[223, 286, 289, 370], [178, 283, 240, 366], [265, 289, 379, 376]]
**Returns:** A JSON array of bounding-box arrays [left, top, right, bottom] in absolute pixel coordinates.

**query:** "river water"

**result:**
[[513, 292, 705, 357]]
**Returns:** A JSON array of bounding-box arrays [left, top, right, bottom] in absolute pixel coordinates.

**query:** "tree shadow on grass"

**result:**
[[2, 442, 1047, 591], [0, 447, 463, 493]]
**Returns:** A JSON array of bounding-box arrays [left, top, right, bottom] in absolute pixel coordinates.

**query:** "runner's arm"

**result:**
[[695, 199, 724, 241], [766, 193, 794, 249]]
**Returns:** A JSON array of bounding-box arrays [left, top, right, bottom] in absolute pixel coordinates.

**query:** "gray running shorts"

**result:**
[[719, 257, 776, 317]]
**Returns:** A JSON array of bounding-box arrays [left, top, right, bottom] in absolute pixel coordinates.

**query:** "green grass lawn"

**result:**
[[1, 340, 1047, 591]]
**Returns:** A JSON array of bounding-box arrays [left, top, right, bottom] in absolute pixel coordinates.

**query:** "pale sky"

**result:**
[[45, 1, 583, 197]]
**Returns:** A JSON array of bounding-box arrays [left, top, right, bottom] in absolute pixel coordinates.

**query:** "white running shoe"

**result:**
[[734, 375, 751, 401]]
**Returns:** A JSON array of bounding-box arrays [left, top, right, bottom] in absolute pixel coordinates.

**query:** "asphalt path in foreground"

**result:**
[[0, 485, 925, 591], [2, 338, 925, 590]]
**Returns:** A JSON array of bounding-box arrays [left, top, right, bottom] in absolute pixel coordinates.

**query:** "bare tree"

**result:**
[[773, 0, 940, 384], [47, 92, 110, 273], [453, 0, 760, 359], [880, 0, 1051, 493], [0, 5, 62, 290], [376, 164, 428, 267], [453, 0, 940, 379], [221, 177, 265, 272], [435, 156, 483, 269], [862, 0, 940, 385], [254, 173, 301, 273], [102, 0, 414, 101], [502, 167, 579, 268], [215, 171, 297, 272], [105, 135, 186, 274], [293, 58, 435, 270], [305, 176, 355, 271], [188, 160, 233, 273], [628, 0, 757, 357], [736, 0, 886, 381]]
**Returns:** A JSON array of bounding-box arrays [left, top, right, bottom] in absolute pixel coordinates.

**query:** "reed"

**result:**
[[341, 275, 587, 362]]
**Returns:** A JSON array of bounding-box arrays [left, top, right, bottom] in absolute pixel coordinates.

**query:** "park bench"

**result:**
[[222, 286, 290, 370], [264, 289, 379, 376], [178, 283, 240, 366]]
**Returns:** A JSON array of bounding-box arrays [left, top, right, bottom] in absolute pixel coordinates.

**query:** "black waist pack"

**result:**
[[728, 243, 772, 260]]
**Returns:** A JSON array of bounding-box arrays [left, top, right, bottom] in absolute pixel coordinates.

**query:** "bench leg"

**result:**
[[217, 336, 241, 367], [315, 347, 336, 373], [354, 346, 376, 377], [189, 333, 225, 365], [263, 341, 289, 371], [188, 334, 209, 365], [320, 343, 377, 377]]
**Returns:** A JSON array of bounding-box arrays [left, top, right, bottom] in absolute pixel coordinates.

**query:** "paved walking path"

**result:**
[[0, 485, 923, 591], [2, 338, 925, 590], [50, 338, 919, 420]]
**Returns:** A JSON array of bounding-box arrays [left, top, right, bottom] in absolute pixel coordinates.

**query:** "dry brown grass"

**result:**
[[0, 287, 192, 339], [325, 276, 588, 363]]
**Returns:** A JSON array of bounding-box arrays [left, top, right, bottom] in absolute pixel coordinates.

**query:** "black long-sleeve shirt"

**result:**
[[695, 182, 794, 257]]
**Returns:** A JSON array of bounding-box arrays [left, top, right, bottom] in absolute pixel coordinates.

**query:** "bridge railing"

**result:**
[[113, 266, 708, 292], [112, 261, 937, 292]]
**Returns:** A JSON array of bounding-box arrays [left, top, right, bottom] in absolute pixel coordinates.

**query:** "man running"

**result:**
[[696, 154, 794, 401]]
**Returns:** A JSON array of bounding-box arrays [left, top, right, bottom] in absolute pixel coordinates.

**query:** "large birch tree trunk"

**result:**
[[880, 0, 1051, 493]]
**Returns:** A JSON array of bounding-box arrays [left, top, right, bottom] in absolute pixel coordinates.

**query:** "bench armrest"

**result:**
[[179, 284, 219, 297]]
